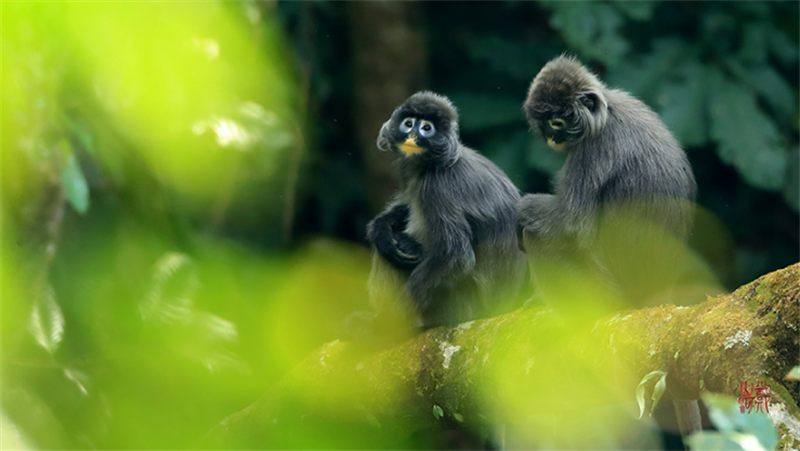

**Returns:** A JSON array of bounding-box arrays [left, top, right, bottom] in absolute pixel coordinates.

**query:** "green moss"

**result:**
[[777, 423, 799, 451], [770, 381, 800, 417], [743, 282, 772, 314]]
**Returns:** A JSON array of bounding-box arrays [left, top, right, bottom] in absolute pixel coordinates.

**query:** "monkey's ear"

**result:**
[[376, 120, 393, 152], [579, 93, 599, 112]]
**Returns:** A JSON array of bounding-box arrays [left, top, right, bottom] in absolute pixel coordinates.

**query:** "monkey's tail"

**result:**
[[674, 399, 702, 449]]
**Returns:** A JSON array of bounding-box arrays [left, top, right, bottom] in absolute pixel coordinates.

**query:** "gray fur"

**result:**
[[368, 91, 527, 327], [518, 56, 697, 305]]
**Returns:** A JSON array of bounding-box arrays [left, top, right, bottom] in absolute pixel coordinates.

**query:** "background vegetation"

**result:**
[[2, 1, 797, 449]]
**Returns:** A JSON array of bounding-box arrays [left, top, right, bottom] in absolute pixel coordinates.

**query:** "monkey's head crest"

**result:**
[[523, 56, 609, 151], [377, 91, 461, 166]]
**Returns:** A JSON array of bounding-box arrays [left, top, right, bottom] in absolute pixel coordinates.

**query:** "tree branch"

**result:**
[[208, 263, 799, 448]]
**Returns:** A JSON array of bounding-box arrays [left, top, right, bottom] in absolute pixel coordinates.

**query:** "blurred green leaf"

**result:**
[[738, 23, 768, 65], [686, 433, 744, 450], [1, 414, 34, 450], [734, 2, 770, 19], [787, 365, 800, 381], [693, 392, 778, 451], [432, 404, 444, 420], [142, 252, 245, 373], [744, 66, 797, 119], [708, 69, 788, 191], [66, 117, 96, 156], [544, 1, 629, 67], [60, 145, 90, 215], [28, 284, 64, 355], [768, 29, 799, 66], [62, 368, 89, 396], [448, 93, 523, 132], [783, 150, 799, 212], [700, 11, 737, 53], [612, 1, 655, 21], [657, 64, 709, 147], [606, 38, 690, 102]]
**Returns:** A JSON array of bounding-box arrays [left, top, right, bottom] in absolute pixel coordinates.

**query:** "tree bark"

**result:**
[[208, 263, 800, 448], [347, 1, 428, 213]]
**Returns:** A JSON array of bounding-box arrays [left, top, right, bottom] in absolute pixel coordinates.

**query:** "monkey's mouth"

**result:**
[[546, 137, 566, 151], [398, 137, 424, 154]]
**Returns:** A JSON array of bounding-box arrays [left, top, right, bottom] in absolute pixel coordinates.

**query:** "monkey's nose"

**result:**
[[548, 118, 565, 130]]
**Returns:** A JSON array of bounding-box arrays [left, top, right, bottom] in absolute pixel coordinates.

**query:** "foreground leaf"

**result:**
[[29, 285, 64, 354], [60, 144, 90, 215]]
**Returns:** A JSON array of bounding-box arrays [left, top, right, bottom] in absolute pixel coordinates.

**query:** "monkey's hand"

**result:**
[[393, 232, 423, 260], [517, 193, 557, 238], [372, 234, 421, 272], [368, 203, 421, 271], [376, 231, 422, 272], [367, 204, 410, 243]]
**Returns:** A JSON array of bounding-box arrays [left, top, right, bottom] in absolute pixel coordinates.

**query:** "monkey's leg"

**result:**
[[524, 230, 604, 306], [348, 252, 418, 344], [368, 252, 408, 314]]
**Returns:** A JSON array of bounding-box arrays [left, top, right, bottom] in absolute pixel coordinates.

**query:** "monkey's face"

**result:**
[[392, 116, 438, 155], [524, 56, 609, 151], [525, 95, 598, 152], [377, 92, 459, 163]]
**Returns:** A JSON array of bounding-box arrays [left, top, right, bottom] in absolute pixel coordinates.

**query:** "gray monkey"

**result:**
[[366, 91, 527, 328], [517, 55, 700, 440], [518, 55, 696, 306]]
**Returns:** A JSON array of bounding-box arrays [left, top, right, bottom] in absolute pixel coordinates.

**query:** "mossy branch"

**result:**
[[209, 264, 799, 448]]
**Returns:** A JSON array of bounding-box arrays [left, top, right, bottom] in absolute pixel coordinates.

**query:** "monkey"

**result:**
[[517, 55, 697, 306], [517, 55, 700, 444], [364, 91, 527, 329]]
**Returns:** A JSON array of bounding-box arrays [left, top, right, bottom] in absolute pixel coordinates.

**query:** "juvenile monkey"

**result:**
[[518, 55, 700, 440], [366, 91, 527, 328]]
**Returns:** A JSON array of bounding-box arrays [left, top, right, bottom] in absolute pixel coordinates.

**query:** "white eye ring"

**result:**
[[548, 118, 565, 130], [419, 120, 435, 138], [399, 117, 415, 134]]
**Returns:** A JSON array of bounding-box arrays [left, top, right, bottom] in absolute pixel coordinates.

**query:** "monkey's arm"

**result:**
[[367, 203, 423, 271], [516, 193, 558, 238], [405, 202, 475, 311], [517, 192, 597, 250]]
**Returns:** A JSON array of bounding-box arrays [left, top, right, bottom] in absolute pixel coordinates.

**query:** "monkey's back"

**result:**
[[565, 89, 697, 304], [603, 90, 695, 195]]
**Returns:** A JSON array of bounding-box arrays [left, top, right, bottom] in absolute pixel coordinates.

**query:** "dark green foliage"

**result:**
[[281, 0, 797, 288], [657, 64, 709, 148], [708, 69, 787, 192], [543, 1, 632, 68]]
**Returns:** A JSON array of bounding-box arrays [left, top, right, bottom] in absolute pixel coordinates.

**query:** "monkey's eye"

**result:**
[[548, 118, 566, 130], [399, 117, 415, 134], [419, 120, 435, 138]]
